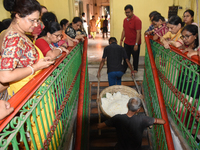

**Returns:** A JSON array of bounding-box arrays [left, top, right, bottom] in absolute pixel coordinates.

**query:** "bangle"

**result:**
[[27, 65, 34, 75], [56, 48, 63, 53], [135, 43, 138, 46], [131, 70, 134, 74]]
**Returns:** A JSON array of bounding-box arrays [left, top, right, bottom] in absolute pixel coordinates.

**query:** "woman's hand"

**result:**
[[60, 46, 69, 54], [163, 40, 170, 49], [32, 57, 55, 71]]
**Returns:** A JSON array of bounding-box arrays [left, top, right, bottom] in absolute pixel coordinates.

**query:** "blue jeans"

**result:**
[[108, 71, 124, 86]]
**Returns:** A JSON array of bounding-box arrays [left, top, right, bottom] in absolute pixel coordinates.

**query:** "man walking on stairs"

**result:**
[[98, 97, 166, 150], [97, 37, 134, 86]]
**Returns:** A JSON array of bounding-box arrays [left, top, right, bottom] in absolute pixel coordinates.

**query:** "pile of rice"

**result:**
[[101, 91, 130, 117]]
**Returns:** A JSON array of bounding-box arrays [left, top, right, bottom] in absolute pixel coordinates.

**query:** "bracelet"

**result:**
[[56, 47, 63, 53], [131, 70, 134, 74], [27, 65, 34, 75]]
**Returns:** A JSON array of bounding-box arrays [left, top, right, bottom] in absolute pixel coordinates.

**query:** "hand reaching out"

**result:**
[[0, 100, 14, 120]]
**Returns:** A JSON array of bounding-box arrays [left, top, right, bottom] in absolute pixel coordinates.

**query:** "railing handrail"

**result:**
[[75, 37, 88, 150], [145, 35, 175, 150], [151, 36, 200, 66], [0, 43, 79, 132]]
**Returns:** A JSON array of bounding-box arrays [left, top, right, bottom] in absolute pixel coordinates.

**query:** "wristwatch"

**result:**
[[135, 43, 138, 46]]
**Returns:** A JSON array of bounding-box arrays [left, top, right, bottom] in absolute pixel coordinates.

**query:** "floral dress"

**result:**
[[0, 29, 43, 98]]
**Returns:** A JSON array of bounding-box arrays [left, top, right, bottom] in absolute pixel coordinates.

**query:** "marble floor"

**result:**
[[87, 34, 144, 82]]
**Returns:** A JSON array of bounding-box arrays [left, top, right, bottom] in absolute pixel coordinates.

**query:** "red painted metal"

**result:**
[[0, 44, 78, 132], [145, 35, 175, 150], [75, 37, 88, 150]]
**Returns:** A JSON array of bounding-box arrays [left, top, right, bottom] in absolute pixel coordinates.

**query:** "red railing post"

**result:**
[[75, 37, 88, 150], [145, 35, 175, 150]]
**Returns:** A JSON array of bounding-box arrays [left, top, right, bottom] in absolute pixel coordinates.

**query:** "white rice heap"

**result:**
[[101, 91, 130, 117]]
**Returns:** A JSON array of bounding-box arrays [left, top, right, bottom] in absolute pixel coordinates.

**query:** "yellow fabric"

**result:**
[[31, 90, 62, 150], [7, 46, 43, 97], [90, 32, 96, 38], [163, 29, 182, 42]]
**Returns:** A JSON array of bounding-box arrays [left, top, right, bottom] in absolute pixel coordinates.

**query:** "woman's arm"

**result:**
[[0, 57, 54, 83], [169, 39, 184, 48]]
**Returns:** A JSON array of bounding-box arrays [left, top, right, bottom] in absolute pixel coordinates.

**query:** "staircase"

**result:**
[[88, 81, 152, 150]]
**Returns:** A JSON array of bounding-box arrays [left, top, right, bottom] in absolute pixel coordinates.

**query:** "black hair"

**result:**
[[152, 14, 165, 22], [109, 37, 117, 43], [124, 4, 133, 11], [2, 18, 12, 28], [42, 12, 57, 27], [60, 19, 69, 28], [38, 21, 61, 38], [82, 12, 85, 16], [184, 9, 194, 22], [105, 15, 107, 19], [149, 11, 161, 19], [182, 24, 199, 48], [0, 22, 7, 33], [92, 16, 95, 18], [3, 0, 41, 19], [72, 17, 82, 24], [168, 15, 185, 27]]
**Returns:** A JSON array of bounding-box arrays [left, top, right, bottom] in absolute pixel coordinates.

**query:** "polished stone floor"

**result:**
[[87, 34, 144, 82]]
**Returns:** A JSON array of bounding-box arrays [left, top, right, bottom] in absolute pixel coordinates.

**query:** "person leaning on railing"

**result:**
[[65, 17, 85, 46], [160, 15, 185, 49], [144, 11, 161, 36], [181, 24, 199, 58], [152, 14, 169, 41], [35, 21, 69, 60], [0, 0, 54, 100]]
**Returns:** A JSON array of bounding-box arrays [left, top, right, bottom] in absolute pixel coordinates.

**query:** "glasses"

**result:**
[[53, 34, 63, 39], [180, 34, 193, 40], [28, 19, 40, 25]]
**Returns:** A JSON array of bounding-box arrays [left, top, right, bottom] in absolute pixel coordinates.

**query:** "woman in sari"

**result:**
[[35, 21, 69, 59], [177, 24, 199, 128], [160, 15, 184, 49], [0, 0, 59, 149], [65, 17, 85, 46], [0, 0, 54, 99], [152, 15, 169, 41]]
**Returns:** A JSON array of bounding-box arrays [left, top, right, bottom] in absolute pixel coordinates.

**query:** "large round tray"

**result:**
[[99, 85, 139, 118]]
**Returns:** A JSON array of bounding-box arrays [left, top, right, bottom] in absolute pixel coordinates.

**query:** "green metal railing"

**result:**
[[144, 37, 171, 150], [144, 35, 200, 150], [0, 42, 87, 149]]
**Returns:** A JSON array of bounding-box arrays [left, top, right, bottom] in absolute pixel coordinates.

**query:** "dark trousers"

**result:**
[[123, 43, 140, 73]]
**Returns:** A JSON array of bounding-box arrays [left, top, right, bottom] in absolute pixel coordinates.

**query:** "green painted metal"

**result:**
[[144, 39, 200, 150], [143, 47, 168, 150], [0, 43, 85, 149]]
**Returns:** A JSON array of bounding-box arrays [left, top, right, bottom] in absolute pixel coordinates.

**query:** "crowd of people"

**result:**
[[0, 0, 87, 120], [145, 9, 199, 58], [0, 0, 199, 149]]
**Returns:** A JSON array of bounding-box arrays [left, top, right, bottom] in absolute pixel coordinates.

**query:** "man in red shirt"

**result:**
[[120, 4, 142, 74]]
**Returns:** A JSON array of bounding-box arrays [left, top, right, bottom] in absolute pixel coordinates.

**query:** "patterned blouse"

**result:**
[[65, 25, 76, 39], [0, 30, 38, 70]]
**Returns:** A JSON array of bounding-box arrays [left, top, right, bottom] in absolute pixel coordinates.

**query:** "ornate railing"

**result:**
[[0, 40, 88, 149], [144, 35, 200, 150]]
